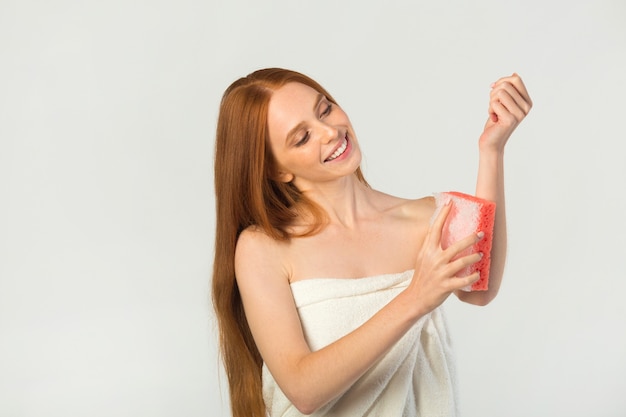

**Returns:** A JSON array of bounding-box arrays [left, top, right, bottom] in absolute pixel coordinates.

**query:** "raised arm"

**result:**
[[456, 73, 532, 306]]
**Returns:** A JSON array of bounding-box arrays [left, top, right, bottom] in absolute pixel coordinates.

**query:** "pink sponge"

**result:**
[[433, 192, 496, 291]]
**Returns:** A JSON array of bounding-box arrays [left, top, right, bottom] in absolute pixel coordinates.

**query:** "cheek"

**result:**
[[275, 152, 306, 172], [289, 150, 322, 174]]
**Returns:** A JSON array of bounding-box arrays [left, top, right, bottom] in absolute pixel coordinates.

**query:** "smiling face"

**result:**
[[266, 82, 362, 191]]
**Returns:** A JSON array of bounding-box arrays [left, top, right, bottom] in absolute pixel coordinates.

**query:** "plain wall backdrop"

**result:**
[[1, 1, 625, 416]]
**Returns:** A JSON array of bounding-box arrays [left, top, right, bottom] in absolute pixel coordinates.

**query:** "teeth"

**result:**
[[326, 138, 348, 161]]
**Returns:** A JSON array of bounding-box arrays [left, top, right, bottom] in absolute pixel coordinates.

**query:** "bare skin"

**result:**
[[235, 75, 532, 414]]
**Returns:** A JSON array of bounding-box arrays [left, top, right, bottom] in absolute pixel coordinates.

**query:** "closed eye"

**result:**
[[320, 103, 332, 117], [295, 131, 310, 147]]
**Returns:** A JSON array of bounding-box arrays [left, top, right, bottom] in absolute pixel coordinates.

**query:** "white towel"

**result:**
[[262, 270, 460, 416]]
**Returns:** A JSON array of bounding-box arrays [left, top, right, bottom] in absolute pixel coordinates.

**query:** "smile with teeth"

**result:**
[[325, 137, 348, 162]]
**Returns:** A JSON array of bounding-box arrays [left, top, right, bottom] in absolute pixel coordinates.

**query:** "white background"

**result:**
[[1, 1, 625, 416]]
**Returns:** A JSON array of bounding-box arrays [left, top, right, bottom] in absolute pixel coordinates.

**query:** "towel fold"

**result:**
[[263, 270, 460, 417]]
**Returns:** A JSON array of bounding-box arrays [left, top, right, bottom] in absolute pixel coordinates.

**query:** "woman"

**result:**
[[212, 68, 532, 416]]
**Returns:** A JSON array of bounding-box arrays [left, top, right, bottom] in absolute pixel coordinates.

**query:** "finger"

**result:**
[[450, 271, 481, 291], [491, 82, 532, 116], [488, 98, 517, 125], [490, 90, 526, 123], [443, 230, 483, 263], [429, 200, 452, 245], [445, 251, 483, 277], [488, 75, 526, 123], [509, 73, 532, 107], [493, 73, 533, 109]]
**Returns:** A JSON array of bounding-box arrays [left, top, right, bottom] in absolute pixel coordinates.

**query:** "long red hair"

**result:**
[[212, 68, 367, 416]]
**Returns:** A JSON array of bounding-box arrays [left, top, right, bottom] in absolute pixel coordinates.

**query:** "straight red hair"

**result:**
[[212, 68, 367, 416]]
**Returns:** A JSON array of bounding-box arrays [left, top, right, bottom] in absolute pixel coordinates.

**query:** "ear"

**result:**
[[275, 170, 294, 183]]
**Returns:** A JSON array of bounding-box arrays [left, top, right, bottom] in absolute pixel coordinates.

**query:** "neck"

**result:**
[[297, 175, 376, 229]]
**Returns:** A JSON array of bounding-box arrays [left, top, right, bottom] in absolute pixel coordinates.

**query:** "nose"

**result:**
[[319, 122, 340, 144]]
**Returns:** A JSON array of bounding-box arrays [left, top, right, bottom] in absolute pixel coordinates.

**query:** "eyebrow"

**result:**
[[285, 92, 326, 145]]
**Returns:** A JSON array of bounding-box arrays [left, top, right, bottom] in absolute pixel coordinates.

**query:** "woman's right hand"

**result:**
[[407, 202, 484, 315]]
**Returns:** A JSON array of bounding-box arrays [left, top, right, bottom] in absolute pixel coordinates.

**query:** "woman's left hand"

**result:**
[[480, 73, 532, 152]]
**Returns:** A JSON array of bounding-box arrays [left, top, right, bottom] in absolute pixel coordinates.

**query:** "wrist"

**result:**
[[396, 286, 431, 322], [478, 146, 505, 162]]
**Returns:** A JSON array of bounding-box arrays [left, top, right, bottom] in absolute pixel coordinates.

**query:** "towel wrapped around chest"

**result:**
[[262, 270, 460, 417]]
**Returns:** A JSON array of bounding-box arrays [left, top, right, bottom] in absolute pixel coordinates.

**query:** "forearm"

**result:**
[[455, 73, 531, 305], [457, 149, 506, 305], [280, 288, 423, 414]]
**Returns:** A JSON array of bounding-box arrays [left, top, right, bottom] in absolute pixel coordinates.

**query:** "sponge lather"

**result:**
[[433, 192, 496, 291]]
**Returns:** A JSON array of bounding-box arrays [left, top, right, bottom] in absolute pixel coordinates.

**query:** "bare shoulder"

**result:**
[[374, 190, 436, 223], [236, 226, 278, 256], [397, 195, 436, 219], [235, 227, 290, 285]]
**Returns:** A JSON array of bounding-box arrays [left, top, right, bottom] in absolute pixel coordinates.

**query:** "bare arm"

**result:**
[[456, 73, 532, 306], [235, 206, 482, 414]]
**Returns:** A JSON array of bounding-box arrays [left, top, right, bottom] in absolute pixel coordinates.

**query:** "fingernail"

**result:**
[[477, 231, 485, 239], [479, 252, 484, 258]]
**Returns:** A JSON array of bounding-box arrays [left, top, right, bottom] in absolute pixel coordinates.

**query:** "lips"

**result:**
[[324, 136, 349, 162]]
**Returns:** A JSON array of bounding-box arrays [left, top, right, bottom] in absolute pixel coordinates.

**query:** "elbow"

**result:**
[[277, 360, 339, 414], [456, 289, 498, 306], [284, 384, 332, 415], [472, 293, 495, 307]]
